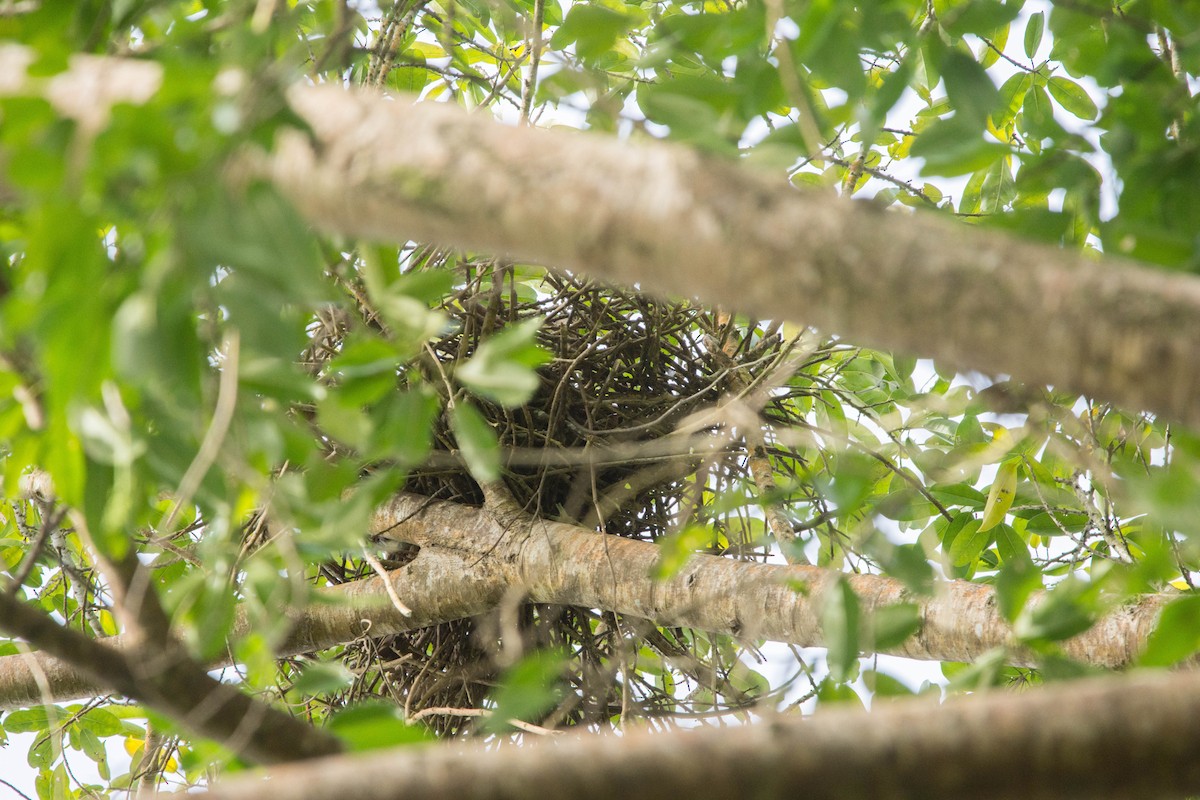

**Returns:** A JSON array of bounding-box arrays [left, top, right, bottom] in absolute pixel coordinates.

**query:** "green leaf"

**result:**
[[822, 577, 860, 683], [1015, 580, 1100, 643], [942, 51, 1000, 128], [182, 185, 324, 304], [450, 401, 501, 483], [816, 678, 865, 707], [862, 669, 916, 698], [456, 318, 551, 407], [938, 0, 1022, 37], [652, 525, 716, 580], [871, 603, 923, 651], [78, 709, 124, 738], [328, 702, 431, 751], [979, 461, 1019, 532], [995, 552, 1041, 622], [387, 66, 429, 95], [1047, 76, 1098, 121], [3, 707, 56, 733], [912, 116, 1010, 176], [550, 4, 634, 62], [1024, 12, 1044, 59], [484, 650, 567, 733], [369, 387, 441, 465], [1139, 596, 1200, 667], [290, 661, 355, 695], [316, 393, 374, 452], [948, 518, 989, 567], [883, 543, 937, 597], [994, 72, 1030, 129]]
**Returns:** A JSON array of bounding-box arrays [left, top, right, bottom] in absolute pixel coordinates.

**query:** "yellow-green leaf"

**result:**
[[1047, 76, 1098, 121], [1024, 12, 1044, 59], [980, 460, 1019, 532]]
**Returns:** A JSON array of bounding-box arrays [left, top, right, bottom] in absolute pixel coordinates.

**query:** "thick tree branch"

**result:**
[[196, 667, 1200, 800], [265, 84, 1200, 428], [7, 49, 1200, 425], [1, 496, 1171, 709], [0, 545, 504, 710], [371, 494, 1165, 669]]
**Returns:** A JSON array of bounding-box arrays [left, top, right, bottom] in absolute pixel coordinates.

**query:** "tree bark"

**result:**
[[0, 590, 343, 764], [196, 666, 1200, 800], [265, 83, 1200, 429], [0, 545, 505, 710], [0, 495, 1174, 708], [7, 47, 1200, 425]]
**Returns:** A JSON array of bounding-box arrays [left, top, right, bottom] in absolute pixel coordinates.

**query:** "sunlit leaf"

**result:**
[[1047, 76, 1098, 121]]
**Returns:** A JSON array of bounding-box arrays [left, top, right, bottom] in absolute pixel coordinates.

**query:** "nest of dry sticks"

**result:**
[[307, 250, 830, 734]]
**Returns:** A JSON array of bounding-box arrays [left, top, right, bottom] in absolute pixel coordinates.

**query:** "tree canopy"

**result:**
[[0, 0, 1199, 797]]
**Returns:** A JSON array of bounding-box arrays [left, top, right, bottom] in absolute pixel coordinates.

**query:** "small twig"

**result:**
[[360, 547, 412, 616], [0, 777, 34, 800], [520, 0, 545, 123], [160, 331, 240, 535], [5, 502, 66, 596], [408, 706, 561, 736]]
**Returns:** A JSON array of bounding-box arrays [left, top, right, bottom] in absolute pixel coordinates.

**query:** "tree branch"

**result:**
[[6, 48, 1200, 425], [0, 591, 342, 764], [0, 544, 505, 710], [262, 83, 1200, 428], [1, 496, 1170, 709], [195, 667, 1200, 800]]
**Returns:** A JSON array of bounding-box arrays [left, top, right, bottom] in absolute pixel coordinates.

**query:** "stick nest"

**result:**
[[308, 251, 830, 735]]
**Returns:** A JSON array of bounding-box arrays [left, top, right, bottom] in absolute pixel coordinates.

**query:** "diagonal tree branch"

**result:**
[[263, 84, 1200, 428], [6, 48, 1200, 426], [0, 544, 505, 710], [0, 590, 342, 763]]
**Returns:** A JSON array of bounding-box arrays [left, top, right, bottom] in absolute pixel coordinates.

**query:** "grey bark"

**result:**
[[265, 84, 1200, 428], [7, 48, 1200, 425], [0, 495, 1172, 709], [198, 666, 1200, 800]]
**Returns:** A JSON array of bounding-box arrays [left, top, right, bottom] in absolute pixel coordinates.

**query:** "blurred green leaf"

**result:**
[[652, 525, 716, 580], [871, 603, 922, 651], [450, 401, 501, 483], [329, 702, 431, 751], [290, 661, 355, 695], [484, 650, 567, 733], [822, 577, 861, 683], [457, 318, 551, 407], [1139, 596, 1200, 667]]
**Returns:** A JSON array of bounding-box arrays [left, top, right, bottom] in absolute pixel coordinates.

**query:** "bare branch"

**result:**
[[0, 496, 1172, 711], [265, 84, 1200, 428], [195, 667, 1200, 800]]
